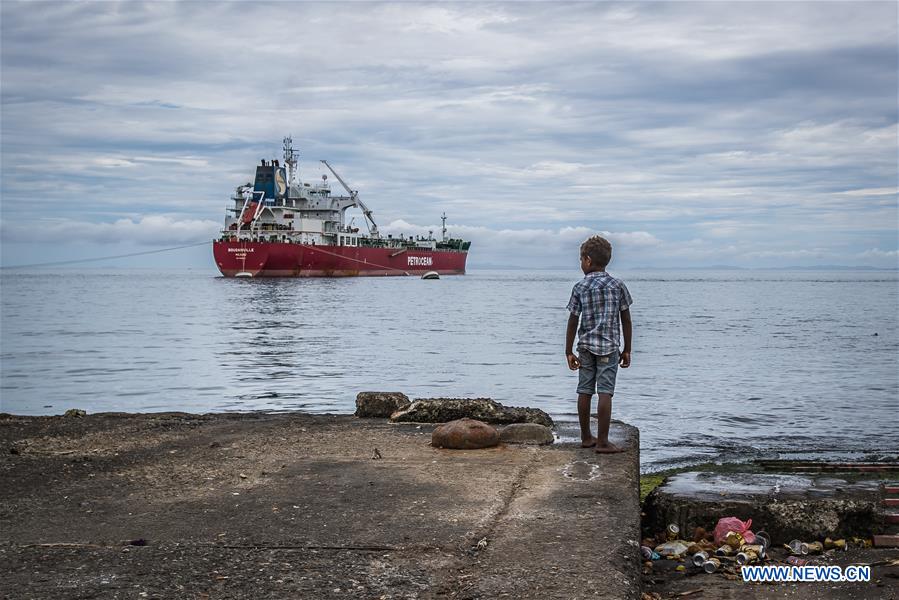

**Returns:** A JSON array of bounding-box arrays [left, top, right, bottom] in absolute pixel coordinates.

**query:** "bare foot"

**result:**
[[580, 437, 597, 448], [595, 441, 625, 454]]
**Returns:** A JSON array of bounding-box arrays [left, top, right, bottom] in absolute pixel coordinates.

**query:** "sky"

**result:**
[[1, 1, 897, 270]]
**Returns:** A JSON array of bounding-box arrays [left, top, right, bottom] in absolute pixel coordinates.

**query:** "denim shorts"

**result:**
[[577, 350, 619, 395]]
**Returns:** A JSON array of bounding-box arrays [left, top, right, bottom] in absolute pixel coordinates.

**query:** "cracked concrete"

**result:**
[[1, 412, 641, 599]]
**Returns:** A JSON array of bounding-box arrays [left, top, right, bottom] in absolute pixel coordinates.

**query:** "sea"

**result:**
[[1, 268, 897, 471]]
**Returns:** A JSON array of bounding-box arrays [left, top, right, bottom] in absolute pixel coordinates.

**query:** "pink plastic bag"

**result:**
[[713, 517, 756, 545]]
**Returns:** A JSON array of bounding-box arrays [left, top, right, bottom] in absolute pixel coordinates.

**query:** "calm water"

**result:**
[[2, 268, 897, 470]]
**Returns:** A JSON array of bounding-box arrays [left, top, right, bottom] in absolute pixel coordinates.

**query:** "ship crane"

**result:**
[[320, 160, 379, 237]]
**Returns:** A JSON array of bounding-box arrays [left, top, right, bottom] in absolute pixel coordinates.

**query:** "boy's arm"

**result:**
[[619, 309, 632, 368], [565, 313, 580, 370]]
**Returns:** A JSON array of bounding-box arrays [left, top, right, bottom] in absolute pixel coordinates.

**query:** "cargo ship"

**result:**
[[213, 137, 470, 277]]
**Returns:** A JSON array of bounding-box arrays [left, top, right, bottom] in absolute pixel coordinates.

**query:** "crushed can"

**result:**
[[824, 538, 847, 551], [667, 523, 680, 540], [788, 539, 809, 555], [702, 557, 721, 573], [806, 541, 824, 554], [725, 531, 744, 549], [740, 544, 766, 559], [736, 550, 758, 565], [786, 555, 808, 567], [641, 545, 654, 560], [692, 551, 709, 567], [715, 544, 733, 556]]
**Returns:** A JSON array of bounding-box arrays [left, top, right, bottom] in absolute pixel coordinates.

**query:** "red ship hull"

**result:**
[[213, 240, 467, 277]]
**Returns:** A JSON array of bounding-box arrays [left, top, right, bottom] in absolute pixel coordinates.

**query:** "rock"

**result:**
[[431, 418, 499, 450], [499, 423, 554, 445], [64, 409, 87, 418], [355, 392, 411, 418], [390, 398, 554, 427]]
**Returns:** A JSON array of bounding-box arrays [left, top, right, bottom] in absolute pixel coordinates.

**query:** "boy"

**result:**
[[564, 235, 633, 453]]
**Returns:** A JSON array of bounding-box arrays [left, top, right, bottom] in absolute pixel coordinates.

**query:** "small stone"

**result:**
[[498, 423, 554, 445], [431, 418, 499, 450], [355, 392, 411, 418]]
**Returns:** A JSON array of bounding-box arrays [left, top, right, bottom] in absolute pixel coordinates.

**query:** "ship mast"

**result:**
[[441, 212, 447, 242], [283, 136, 298, 186]]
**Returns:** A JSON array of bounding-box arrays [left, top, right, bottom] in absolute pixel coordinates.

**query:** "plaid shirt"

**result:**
[[567, 271, 633, 355]]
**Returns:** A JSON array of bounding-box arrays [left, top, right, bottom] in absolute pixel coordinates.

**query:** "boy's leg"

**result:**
[[594, 393, 622, 453], [594, 351, 625, 454], [575, 351, 597, 447], [577, 393, 596, 447]]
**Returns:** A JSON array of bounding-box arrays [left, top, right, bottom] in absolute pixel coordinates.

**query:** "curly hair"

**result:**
[[580, 235, 612, 268]]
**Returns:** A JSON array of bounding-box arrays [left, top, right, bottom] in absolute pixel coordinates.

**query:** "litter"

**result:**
[[824, 537, 846, 551], [740, 543, 766, 559], [701, 557, 721, 573], [805, 541, 823, 554], [714, 517, 755, 545], [725, 531, 745, 550], [655, 541, 690, 558], [754, 530, 771, 549], [692, 527, 708, 542]]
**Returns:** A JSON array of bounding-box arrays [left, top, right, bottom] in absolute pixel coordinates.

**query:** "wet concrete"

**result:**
[[643, 471, 885, 544], [0, 412, 641, 599]]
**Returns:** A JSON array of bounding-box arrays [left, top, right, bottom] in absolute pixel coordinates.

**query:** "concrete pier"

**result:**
[[0, 412, 642, 599]]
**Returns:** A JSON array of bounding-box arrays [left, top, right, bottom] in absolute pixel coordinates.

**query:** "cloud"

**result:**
[[385, 218, 659, 246], [836, 187, 898, 197], [857, 248, 899, 259], [0, 215, 220, 246], [382, 219, 667, 266], [93, 156, 209, 169], [0, 1, 896, 268]]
